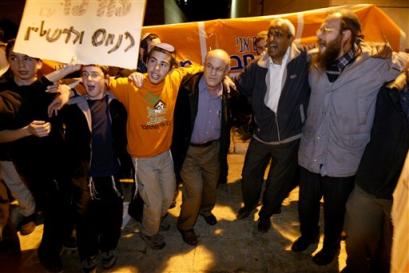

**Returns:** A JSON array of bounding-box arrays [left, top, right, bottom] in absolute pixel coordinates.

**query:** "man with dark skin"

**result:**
[[235, 18, 310, 233]]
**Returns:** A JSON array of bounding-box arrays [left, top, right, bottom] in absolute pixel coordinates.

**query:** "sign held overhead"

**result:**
[[15, 0, 146, 69]]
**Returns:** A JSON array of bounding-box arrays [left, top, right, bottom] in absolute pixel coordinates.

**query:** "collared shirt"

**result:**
[[264, 47, 290, 113], [190, 77, 222, 144], [401, 85, 409, 120], [326, 47, 356, 82]]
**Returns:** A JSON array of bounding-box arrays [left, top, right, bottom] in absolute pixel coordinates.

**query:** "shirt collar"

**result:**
[[334, 46, 356, 72]]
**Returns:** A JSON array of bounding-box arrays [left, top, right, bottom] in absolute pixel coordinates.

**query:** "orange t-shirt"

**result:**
[[108, 66, 201, 158]]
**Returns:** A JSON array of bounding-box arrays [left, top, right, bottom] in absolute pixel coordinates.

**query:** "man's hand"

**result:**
[[128, 72, 144, 88], [223, 76, 236, 94], [368, 42, 393, 59], [386, 65, 409, 91], [47, 84, 71, 117], [27, 120, 51, 137]]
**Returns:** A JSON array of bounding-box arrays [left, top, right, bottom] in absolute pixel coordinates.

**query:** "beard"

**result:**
[[315, 34, 342, 70]]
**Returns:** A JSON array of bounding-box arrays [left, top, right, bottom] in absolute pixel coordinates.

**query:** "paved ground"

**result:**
[[13, 136, 346, 273]]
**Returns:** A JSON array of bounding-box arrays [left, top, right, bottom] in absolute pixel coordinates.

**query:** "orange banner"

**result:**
[[43, 4, 405, 76], [142, 4, 404, 77]]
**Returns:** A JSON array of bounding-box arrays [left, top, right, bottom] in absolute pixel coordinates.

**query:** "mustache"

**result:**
[[314, 36, 342, 70]]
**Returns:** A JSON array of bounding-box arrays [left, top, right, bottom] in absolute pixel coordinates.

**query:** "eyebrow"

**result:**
[[150, 56, 170, 64]]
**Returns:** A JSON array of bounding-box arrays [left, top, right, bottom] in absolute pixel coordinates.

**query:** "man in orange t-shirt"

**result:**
[[108, 43, 201, 249]]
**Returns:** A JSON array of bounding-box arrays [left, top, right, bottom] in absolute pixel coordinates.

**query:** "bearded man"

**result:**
[[292, 9, 409, 266]]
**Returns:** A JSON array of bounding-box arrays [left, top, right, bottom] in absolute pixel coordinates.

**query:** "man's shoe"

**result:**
[[81, 255, 97, 273], [101, 250, 117, 269], [291, 235, 319, 252], [236, 207, 253, 220], [257, 217, 271, 233], [202, 214, 217, 225], [140, 233, 166, 249], [312, 247, 340, 265], [178, 228, 198, 246]]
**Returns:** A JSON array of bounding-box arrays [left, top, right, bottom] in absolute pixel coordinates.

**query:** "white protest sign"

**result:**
[[14, 0, 146, 69]]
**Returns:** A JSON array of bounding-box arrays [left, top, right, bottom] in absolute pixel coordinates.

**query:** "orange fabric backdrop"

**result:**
[[141, 4, 403, 76], [43, 4, 404, 75]]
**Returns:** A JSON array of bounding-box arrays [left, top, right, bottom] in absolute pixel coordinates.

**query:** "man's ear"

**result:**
[[341, 29, 352, 42], [289, 35, 295, 44], [224, 64, 230, 74]]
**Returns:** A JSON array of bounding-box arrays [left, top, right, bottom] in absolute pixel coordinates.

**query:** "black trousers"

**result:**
[[72, 176, 123, 260], [241, 138, 299, 218], [15, 161, 69, 265], [298, 167, 354, 251]]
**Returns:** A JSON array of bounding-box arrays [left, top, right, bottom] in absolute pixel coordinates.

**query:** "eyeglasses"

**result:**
[[81, 71, 103, 79], [317, 26, 337, 35]]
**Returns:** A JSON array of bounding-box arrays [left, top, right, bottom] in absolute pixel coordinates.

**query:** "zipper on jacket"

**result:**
[[275, 114, 281, 141], [89, 138, 93, 173]]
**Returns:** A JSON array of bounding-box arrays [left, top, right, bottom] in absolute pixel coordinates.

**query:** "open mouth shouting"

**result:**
[[86, 84, 96, 91], [149, 72, 160, 81], [318, 40, 327, 52]]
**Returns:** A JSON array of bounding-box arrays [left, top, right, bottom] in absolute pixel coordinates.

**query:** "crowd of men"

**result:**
[[0, 8, 408, 273]]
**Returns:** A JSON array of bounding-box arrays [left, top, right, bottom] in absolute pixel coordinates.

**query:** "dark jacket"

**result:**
[[355, 75, 409, 199], [171, 72, 249, 177], [60, 93, 132, 180], [236, 44, 310, 143]]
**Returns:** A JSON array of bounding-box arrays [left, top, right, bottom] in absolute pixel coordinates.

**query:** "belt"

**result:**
[[190, 140, 218, 147]]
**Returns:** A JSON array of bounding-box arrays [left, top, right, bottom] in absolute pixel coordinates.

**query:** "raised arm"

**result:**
[[45, 64, 81, 83]]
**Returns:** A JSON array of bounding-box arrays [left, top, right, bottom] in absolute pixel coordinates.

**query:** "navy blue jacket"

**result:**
[[236, 45, 310, 143]]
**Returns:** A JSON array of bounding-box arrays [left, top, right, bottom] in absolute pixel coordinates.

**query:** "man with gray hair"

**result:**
[[235, 18, 310, 233], [172, 49, 246, 245]]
